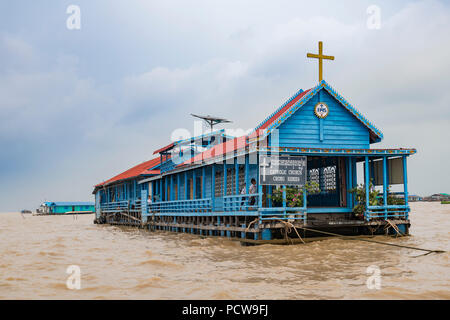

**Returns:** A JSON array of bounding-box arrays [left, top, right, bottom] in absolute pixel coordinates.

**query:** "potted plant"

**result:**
[[349, 181, 380, 219], [268, 181, 321, 208]]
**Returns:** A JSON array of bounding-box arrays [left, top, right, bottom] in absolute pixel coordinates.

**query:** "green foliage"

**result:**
[[349, 183, 405, 218], [388, 193, 405, 205], [268, 181, 320, 208], [348, 181, 380, 218]]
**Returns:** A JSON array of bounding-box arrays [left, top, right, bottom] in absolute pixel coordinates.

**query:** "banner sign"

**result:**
[[259, 155, 307, 186]]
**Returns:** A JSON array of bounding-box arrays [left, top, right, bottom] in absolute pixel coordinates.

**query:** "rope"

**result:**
[[275, 219, 305, 244], [245, 218, 259, 233], [384, 220, 402, 237], [296, 226, 445, 255]]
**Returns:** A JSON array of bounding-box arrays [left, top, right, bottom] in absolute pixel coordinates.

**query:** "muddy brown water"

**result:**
[[0, 202, 449, 299]]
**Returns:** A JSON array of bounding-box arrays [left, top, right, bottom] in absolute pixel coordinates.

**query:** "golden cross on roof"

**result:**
[[307, 41, 334, 82]]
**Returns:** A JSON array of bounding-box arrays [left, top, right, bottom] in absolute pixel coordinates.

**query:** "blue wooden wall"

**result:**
[[276, 89, 370, 149]]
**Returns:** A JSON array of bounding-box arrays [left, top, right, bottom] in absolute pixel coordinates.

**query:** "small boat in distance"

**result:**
[[20, 210, 32, 214]]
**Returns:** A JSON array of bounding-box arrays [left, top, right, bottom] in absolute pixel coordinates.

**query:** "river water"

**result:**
[[0, 202, 449, 299]]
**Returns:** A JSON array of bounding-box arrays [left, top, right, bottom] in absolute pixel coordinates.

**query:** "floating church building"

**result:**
[[92, 42, 416, 243]]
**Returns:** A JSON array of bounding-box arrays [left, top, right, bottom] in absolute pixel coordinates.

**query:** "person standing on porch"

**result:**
[[249, 178, 257, 206], [147, 195, 152, 206], [240, 183, 246, 208]]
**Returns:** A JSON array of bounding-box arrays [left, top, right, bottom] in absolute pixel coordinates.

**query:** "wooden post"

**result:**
[[177, 173, 181, 200], [268, 186, 272, 207], [346, 157, 351, 207], [165, 177, 168, 202], [202, 166, 206, 199], [184, 171, 188, 200], [223, 163, 227, 196], [245, 154, 249, 194], [170, 175, 173, 201], [193, 169, 196, 200], [257, 154, 262, 209], [365, 156, 370, 219], [150, 181, 153, 200], [235, 158, 239, 195], [352, 158, 357, 199], [403, 155, 409, 215], [383, 156, 388, 220], [211, 165, 215, 211]]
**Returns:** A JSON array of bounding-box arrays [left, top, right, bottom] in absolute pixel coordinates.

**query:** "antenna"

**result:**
[[190, 114, 232, 132]]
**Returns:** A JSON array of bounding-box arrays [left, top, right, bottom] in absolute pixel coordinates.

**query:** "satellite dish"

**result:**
[[190, 114, 232, 132]]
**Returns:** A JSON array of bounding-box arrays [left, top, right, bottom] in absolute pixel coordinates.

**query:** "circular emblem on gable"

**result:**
[[314, 102, 329, 119]]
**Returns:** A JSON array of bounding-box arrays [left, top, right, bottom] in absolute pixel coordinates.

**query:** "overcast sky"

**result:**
[[1, 0, 449, 211]]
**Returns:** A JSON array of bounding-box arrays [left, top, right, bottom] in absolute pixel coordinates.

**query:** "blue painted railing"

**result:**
[[364, 205, 409, 221], [100, 197, 414, 224], [100, 200, 141, 212], [223, 193, 261, 211], [100, 201, 129, 212], [149, 198, 212, 213], [259, 206, 307, 222]]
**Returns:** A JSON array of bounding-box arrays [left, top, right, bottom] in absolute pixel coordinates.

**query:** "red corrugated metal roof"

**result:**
[[181, 136, 247, 166], [248, 88, 311, 139], [153, 142, 175, 155], [145, 170, 161, 174], [95, 157, 161, 187]]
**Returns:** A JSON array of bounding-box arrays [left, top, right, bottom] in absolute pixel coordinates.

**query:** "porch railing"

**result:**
[[364, 205, 410, 221], [100, 200, 129, 212], [149, 198, 212, 213], [100, 200, 142, 212], [258, 207, 307, 222], [222, 193, 261, 212]]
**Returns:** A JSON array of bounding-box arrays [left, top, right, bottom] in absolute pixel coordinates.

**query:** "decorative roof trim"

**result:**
[[259, 146, 416, 156], [252, 88, 304, 133], [259, 80, 383, 143]]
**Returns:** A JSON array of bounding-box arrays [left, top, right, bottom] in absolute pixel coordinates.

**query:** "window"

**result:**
[[323, 166, 337, 191], [215, 171, 223, 197], [308, 168, 320, 185]]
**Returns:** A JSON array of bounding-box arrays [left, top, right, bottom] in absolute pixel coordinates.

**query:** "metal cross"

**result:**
[[261, 157, 270, 182], [307, 41, 335, 82]]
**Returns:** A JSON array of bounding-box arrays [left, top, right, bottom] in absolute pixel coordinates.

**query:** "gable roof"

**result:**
[[95, 157, 162, 188], [252, 80, 383, 143]]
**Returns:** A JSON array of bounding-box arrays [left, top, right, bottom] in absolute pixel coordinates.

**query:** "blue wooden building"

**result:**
[[38, 201, 95, 214], [93, 43, 415, 243]]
